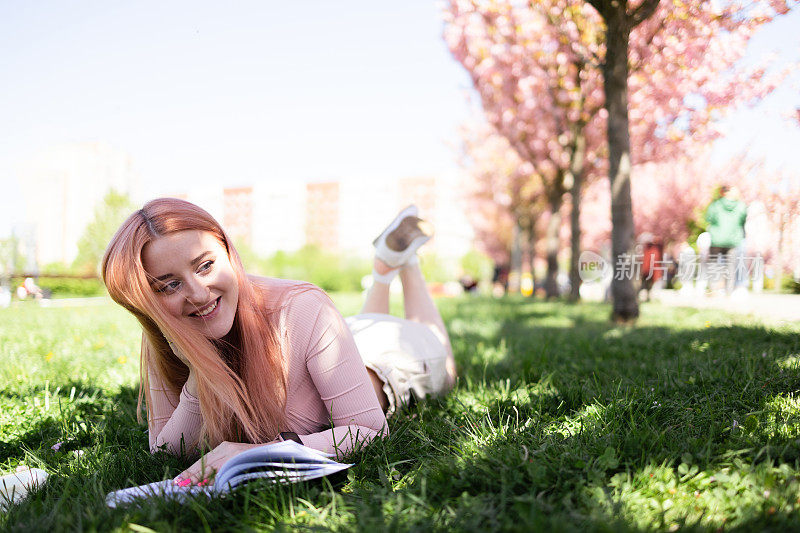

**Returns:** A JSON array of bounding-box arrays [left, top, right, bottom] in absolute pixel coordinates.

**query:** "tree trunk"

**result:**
[[603, 8, 639, 321], [568, 130, 587, 302], [509, 220, 523, 294], [544, 190, 564, 299], [527, 219, 536, 294]]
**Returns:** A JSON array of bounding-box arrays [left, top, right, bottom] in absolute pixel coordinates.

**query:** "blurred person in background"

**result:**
[[705, 185, 748, 296]]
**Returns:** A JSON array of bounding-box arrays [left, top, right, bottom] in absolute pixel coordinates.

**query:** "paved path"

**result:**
[[10, 296, 111, 308], [654, 290, 800, 324]]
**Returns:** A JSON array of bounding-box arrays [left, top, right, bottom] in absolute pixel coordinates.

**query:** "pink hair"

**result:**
[[102, 198, 293, 449]]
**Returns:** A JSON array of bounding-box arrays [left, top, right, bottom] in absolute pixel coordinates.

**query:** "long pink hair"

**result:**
[[102, 198, 291, 449]]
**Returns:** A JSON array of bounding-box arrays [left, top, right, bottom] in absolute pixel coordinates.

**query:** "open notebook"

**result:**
[[106, 441, 351, 508]]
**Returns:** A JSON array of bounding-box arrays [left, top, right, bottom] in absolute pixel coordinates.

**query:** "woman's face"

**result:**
[[142, 230, 239, 340]]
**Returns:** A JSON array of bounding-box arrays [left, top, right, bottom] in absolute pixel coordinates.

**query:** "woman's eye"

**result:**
[[198, 260, 214, 273], [157, 280, 181, 294]]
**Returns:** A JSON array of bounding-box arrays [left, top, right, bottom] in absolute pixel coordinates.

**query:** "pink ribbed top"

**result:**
[[146, 278, 388, 456]]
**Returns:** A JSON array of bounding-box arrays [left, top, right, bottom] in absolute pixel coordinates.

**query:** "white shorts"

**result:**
[[346, 313, 450, 414]]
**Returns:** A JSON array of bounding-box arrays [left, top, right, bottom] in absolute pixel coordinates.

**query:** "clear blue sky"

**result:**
[[1, 1, 798, 237]]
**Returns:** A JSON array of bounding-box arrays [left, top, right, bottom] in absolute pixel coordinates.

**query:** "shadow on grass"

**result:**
[[0, 380, 205, 531], [404, 297, 800, 529]]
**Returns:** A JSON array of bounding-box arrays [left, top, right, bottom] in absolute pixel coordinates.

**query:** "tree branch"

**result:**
[[629, 12, 665, 73], [629, 0, 661, 27]]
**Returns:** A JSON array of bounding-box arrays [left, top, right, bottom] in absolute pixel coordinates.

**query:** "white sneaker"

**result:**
[[373, 205, 434, 268]]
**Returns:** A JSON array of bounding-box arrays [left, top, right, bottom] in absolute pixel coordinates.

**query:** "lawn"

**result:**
[[1, 294, 800, 531]]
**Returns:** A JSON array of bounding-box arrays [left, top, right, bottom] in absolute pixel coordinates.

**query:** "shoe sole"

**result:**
[[372, 205, 419, 247]]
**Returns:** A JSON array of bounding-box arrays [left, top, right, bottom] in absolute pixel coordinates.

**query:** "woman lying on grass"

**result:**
[[101, 198, 456, 487]]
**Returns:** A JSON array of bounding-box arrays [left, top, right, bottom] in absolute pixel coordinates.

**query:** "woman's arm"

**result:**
[[284, 288, 388, 456], [146, 358, 204, 455]]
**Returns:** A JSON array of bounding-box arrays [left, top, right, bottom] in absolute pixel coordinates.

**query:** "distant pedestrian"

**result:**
[[459, 275, 478, 294], [705, 185, 747, 295], [491, 263, 509, 297], [16, 277, 44, 300], [637, 233, 664, 301]]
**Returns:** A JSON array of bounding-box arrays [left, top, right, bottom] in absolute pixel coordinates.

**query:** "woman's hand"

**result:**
[[172, 346, 199, 398], [184, 369, 199, 398], [174, 440, 278, 486], [168, 340, 200, 397]]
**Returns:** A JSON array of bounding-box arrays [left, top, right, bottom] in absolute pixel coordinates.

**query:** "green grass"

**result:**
[[2, 295, 800, 531]]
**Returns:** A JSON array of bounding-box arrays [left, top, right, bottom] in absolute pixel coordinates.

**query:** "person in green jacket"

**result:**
[[705, 185, 747, 293]]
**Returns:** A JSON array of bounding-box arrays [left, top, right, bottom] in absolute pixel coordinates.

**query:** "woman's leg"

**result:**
[[365, 205, 456, 389], [359, 259, 394, 315], [398, 261, 457, 387], [359, 258, 395, 411]]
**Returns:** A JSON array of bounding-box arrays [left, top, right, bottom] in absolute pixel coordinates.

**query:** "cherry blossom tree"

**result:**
[[573, 0, 795, 318], [445, 0, 606, 299], [459, 122, 546, 290], [443, 0, 796, 315], [584, 0, 659, 319]]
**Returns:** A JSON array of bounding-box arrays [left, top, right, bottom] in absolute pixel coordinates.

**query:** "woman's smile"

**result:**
[[190, 296, 221, 318]]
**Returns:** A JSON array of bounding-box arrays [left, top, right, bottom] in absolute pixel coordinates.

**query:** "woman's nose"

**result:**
[[184, 276, 210, 305]]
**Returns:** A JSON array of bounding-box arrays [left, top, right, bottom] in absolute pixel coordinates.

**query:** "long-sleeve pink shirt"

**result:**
[[146, 278, 388, 456]]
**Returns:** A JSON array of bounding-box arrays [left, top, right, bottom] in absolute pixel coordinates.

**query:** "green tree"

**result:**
[[73, 190, 134, 275]]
